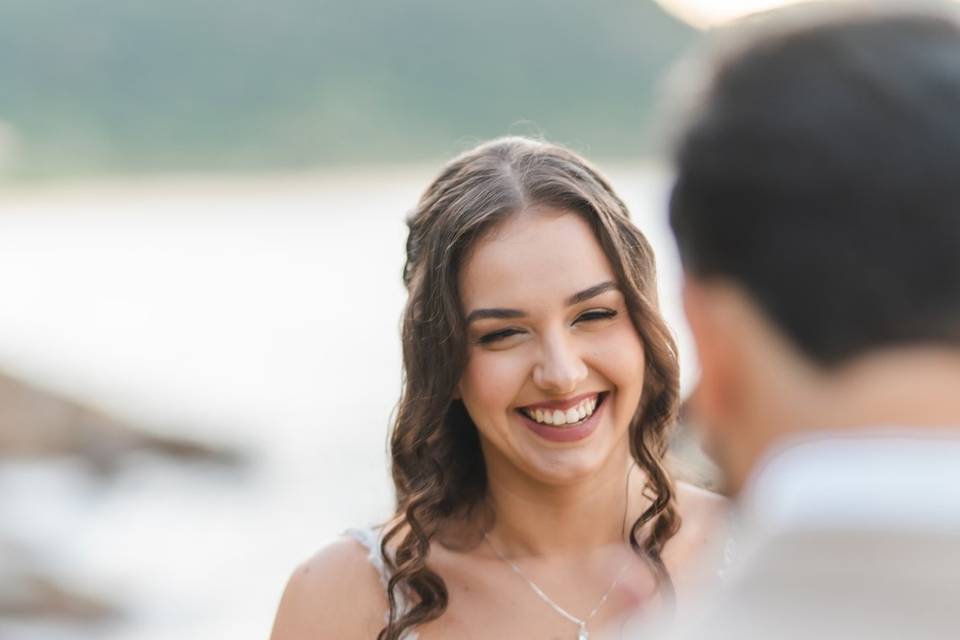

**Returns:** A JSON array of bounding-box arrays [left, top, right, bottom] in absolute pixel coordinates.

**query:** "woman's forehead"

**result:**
[[459, 209, 617, 309]]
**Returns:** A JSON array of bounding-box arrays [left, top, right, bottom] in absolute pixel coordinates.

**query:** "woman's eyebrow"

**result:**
[[565, 280, 618, 306], [465, 307, 526, 325], [465, 281, 618, 325]]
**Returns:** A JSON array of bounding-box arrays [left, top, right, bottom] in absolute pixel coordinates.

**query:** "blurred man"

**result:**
[[656, 2, 960, 638]]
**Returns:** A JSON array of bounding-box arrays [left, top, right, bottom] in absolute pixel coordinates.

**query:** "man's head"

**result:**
[[667, 3, 960, 493]]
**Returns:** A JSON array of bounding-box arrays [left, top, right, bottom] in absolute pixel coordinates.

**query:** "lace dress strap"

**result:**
[[344, 526, 419, 640], [717, 534, 737, 578]]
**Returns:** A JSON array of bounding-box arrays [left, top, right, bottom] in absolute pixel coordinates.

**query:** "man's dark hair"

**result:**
[[668, 4, 960, 366]]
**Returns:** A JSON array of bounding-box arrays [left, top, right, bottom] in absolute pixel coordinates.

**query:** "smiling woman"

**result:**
[[269, 137, 728, 640]]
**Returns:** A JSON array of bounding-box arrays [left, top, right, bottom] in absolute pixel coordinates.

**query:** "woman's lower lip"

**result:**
[[516, 398, 605, 443]]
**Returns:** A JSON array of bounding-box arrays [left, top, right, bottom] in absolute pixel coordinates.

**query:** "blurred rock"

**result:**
[[0, 371, 244, 474], [0, 543, 118, 623], [0, 571, 118, 623]]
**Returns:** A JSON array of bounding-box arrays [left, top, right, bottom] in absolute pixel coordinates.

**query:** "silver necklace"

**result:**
[[483, 465, 635, 640]]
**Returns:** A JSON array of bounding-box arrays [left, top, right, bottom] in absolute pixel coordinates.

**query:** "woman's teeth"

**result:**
[[522, 395, 599, 427]]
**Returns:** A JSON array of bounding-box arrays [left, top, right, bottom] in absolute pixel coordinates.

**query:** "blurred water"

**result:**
[[0, 165, 692, 639]]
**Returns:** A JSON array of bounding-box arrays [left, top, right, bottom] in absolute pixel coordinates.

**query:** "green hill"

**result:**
[[0, 0, 696, 177]]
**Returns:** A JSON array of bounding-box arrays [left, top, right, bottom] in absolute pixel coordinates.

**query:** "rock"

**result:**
[[0, 371, 244, 474], [0, 570, 119, 622], [0, 372, 245, 631], [0, 542, 118, 623]]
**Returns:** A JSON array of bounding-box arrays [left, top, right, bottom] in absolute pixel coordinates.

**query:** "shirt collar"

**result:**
[[737, 427, 960, 536]]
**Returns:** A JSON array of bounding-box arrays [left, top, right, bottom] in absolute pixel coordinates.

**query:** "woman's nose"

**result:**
[[533, 333, 588, 394]]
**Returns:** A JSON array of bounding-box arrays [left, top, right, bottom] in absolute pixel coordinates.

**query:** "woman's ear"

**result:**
[[452, 381, 462, 400]]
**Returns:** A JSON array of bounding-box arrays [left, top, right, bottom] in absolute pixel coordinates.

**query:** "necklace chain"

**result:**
[[483, 464, 635, 640], [484, 533, 629, 639]]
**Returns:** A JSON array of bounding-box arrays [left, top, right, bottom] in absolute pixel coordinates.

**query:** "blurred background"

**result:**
[[0, 1, 814, 638]]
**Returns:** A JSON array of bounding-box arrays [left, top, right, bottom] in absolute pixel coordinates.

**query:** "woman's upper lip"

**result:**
[[516, 392, 604, 412]]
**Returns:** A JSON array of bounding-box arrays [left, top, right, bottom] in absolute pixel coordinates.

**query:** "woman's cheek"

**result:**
[[590, 324, 645, 379], [462, 349, 529, 419]]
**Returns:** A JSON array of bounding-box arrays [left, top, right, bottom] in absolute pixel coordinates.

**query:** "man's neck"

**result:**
[[732, 346, 960, 495], [812, 347, 960, 430], [756, 347, 960, 459]]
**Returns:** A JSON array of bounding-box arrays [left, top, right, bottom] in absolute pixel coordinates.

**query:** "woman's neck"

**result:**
[[482, 448, 646, 557]]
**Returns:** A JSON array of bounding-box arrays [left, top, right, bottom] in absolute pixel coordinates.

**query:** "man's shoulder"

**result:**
[[658, 529, 960, 640]]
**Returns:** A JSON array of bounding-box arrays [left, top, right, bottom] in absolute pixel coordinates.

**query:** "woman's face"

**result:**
[[458, 207, 647, 485]]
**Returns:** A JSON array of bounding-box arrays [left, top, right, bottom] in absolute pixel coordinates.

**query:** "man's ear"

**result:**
[[684, 276, 811, 494], [682, 277, 746, 433]]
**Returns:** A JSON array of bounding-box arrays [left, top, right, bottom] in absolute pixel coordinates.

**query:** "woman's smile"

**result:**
[[517, 391, 603, 426], [514, 391, 610, 443]]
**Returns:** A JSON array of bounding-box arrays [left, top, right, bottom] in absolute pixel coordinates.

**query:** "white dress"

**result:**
[[346, 524, 736, 640], [345, 526, 419, 640]]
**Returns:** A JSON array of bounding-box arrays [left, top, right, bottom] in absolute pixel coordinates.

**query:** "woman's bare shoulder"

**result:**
[[676, 481, 728, 522], [269, 537, 387, 640], [668, 482, 730, 553]]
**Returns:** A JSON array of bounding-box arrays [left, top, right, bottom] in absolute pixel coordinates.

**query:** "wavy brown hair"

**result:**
[[379, 137, 681, 640]]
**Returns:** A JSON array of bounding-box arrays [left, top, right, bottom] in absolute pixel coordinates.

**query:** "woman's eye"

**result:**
[[477, 328, 523, 345], [575, 309, 617, 323]]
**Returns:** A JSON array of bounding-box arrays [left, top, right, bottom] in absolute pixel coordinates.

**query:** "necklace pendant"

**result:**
[[577, 624, 589, 640]]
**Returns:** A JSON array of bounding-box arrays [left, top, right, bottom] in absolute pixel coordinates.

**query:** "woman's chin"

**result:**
[[516, 439, 626, 486]]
